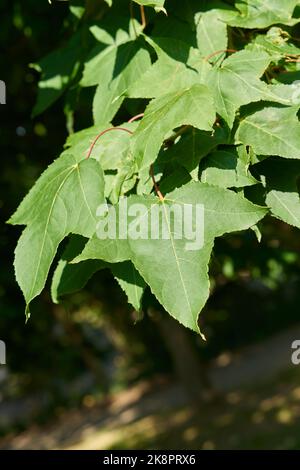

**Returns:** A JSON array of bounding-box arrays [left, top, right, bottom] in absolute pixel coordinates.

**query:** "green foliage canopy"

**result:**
[[9, 0, 300, 334]]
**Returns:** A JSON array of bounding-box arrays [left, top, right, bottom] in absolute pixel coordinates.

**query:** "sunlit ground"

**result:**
[[2, 367, 300, 450]]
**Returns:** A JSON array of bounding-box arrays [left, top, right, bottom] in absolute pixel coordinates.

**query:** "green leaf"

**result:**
[[229, 0, 300, 28], [159, 168, 192, 195], [82, 21, 152, 125], [128, 37, 205, 99], [152, 16, 197, 45], [247, 27, 300, 58], [82, 41, 139, 88], [258, 158, 300, 228], [274, 71, 300, 86], [81, 13, 145, 88], [69, 0, 85, 19], [236, 106, 300, 159], [51, 235, 145, 310], [159, 126, 229, 175], [206, 49, 290, 128], [51, 235, 105, 303], [132, 84, 216, 171], [265, 82, 300, 104], [200, 147, 258, 188], [9, 153, 105, 317], [32, 31, 81, 116], [74, 182, 267, 332], [93, 44, 151, 124], [133, 0, 166, 13], [195, 10, 228, 63], [111, 262, 146, 311], [64, 121, 138, 201], [167, 0, 236, 26], [89, 17, 141, 46], [13, 0, 300, 331]]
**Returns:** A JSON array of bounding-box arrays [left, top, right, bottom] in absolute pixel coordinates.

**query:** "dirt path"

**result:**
[[210, 323, 300, 390], [1, 323, 300, 450]]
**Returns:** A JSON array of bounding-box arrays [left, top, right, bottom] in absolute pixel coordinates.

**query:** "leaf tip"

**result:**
[[25, 305, 31, 323], [155, 6, 167, 15], [199, 328, 207, 341], [70, 256, 81, 264]]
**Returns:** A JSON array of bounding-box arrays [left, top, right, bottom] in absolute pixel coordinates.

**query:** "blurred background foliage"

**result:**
[[0, 0, 300, 449]]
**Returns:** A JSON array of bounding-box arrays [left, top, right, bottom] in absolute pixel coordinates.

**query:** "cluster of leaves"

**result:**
[[10, 0, 300, 334]]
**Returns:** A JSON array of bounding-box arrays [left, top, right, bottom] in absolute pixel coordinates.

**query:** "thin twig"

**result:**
[[150, 164, 164, 201], [205, 48, 237, 62], [285, 57, 300, 63], [86, 122, 164, 202], [264, 69, 272, 83], [163, 125, 191, 147], [285, 53, 300, 57], [140, 5, 146, 29], [86, 127, 133, 159], [128, 113, 144, 123]]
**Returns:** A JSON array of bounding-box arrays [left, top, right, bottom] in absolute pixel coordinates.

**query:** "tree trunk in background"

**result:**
[[152, 309, 213, 403], [53, 306, 110, 393]]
